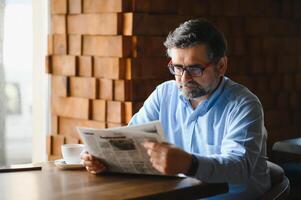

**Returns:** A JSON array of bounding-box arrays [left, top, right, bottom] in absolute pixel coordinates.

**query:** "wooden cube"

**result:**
[[48, 35, 53, 55], [68, 0, 82, 14], [68, 34, 82, 55], [52, 55, 77, 76], [98, 79, 113, 100], [51, 75, 69, 97], [114, 79, 162, 101], [124, 102, 143, 123], [65, 137, 80, 144], [83, 0, 177, 13], [51, 115, 59, 134], [59, 117, 106, 138], [68, 14, 122, 35], [113, 80, 132, 101], [70, 77, 97, 99], [125, 58, 170, 79], [53, 34, 67, 55], [45, 56, 52, 74], [123, 13, 188, 36], [94, 57, 125, 79], [46, 135, 53, 155], [52, 135, 65, 156], [51, 96, 90, 119], [106, 123, 125, 128], [83, 36, 165, 57], [51, 0, 67, 14], [51, 15, 66, 34], [92, 99, 106, 122], [83, 0, 131, 13], [107, 101, 124, 123], [78, 56, 93, 77]]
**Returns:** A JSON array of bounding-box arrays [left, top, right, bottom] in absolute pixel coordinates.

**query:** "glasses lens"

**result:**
[[187, 66, 203, 76], [168, 65, 183, 75]]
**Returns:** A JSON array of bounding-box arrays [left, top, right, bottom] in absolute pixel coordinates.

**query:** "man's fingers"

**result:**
[[81, 152, 93, 161], [143, 141, 156, 149], [86, 165, 106, 174]]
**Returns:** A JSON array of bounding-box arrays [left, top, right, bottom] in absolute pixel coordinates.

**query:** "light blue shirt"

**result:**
[[129, 76, 271, 199]]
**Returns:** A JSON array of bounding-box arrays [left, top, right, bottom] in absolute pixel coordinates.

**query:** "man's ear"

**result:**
[[217, 56, 227, 75]]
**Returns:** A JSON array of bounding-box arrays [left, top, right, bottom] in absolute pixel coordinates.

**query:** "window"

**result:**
[[0, 0, 49, 166]]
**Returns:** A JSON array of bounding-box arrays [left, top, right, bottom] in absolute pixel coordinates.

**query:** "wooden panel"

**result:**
[[51, 75, 69, 97], [124, 102, 143, 123], [78, 56, 93, 77], [52, 55, 77, 76], [93, 58, 170, 80], [65, 137, 80, 144], [48, 35, 53, 55], [94, 57, 125, 79], [59, 117, 106, 138], [51, 15, 66, 34], [67, 13, 186, 36], [51, 115, 59, 134], [83, 36, 128, 57], [114, 80, 132, 101], [46, 135, 53, 155], [133, 36, 165, 57], [98, 79, 113, 100], [83, 0, 131, 13], [68, 34, 82, 55], [68, 0, 82, 14], [133, 0, 178, 13], [83, 0, 177, 13], [53, 34, 67, 55], [52, 96, 90, 119], [51, 0, 67, 14], [52, 135, 65, 156], [68, 14, 122, 35], [45, 56, 52, 74], [92, 99, 106, 122], [48, 155, 61, 161], [123, 13, 188, 36], [106, 122, 125, 128], [107, 101, 142, 124], [83, 36, 165, 57], [107, 101, 124, 123], [125, 58, 170, 79], [114, 79, 162, 101], [70, 77, 97, 99]]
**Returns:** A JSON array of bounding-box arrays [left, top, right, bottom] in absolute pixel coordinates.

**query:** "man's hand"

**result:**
[[80, 152, 106, 174], [143, 141, 192, 175]]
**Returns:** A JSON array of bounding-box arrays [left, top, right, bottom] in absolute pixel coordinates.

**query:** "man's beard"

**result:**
[[177, 80, 210, 100]]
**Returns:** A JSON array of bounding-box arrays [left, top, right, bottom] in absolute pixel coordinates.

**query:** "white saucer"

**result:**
[[54, 159, 84, 170]]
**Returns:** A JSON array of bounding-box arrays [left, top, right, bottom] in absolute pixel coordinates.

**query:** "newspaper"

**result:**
[[77, 121, 166, 175]]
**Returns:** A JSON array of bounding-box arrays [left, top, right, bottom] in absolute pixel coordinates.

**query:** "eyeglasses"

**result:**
[[167, 60, 212, 77]]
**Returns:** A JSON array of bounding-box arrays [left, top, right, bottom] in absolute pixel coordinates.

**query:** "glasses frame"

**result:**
[[167, 60, 212, 77]]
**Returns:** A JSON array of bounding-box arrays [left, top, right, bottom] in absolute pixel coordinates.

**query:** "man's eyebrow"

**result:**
[[172, 63, 203, 67]]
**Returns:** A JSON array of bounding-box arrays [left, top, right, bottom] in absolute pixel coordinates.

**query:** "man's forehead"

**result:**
[[169, 44, 208, 63]]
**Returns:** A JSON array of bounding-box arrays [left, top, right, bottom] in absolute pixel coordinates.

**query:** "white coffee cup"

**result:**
[[61, 144, 85, 164]]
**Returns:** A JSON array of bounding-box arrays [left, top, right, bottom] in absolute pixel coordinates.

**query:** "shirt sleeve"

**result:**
[[193, 100, 266, 185], [128, 86, 161, 126]]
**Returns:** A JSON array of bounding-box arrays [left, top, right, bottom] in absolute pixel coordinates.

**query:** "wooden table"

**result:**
[[0, 162, 228, 200]]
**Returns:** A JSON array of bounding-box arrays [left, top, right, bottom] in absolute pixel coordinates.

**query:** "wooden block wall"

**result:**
[[47, 0, 177, 159], [47, 0, 301, 159]]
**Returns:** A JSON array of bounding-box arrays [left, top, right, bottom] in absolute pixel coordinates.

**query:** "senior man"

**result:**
[[81, 18, 270, 199]]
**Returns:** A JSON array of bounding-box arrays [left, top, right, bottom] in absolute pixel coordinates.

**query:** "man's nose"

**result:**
[[181, 69, 192, 82]]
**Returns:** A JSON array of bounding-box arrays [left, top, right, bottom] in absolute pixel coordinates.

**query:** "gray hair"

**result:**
[[164, 18, 227, 63]]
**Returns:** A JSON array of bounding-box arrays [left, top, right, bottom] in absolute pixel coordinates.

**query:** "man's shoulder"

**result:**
[[156, 80, 178, 93], [224, 77, 261, 105]]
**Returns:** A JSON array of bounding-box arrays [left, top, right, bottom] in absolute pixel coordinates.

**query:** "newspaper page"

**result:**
[[77, 121, 166, 175]]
